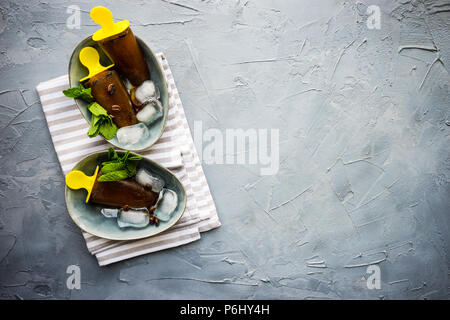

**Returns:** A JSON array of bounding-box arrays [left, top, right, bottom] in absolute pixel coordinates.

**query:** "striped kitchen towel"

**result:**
[[36, 53, 221, 266]]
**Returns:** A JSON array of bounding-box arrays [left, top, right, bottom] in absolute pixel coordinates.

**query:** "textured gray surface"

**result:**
[[0, 0, 449, 300]]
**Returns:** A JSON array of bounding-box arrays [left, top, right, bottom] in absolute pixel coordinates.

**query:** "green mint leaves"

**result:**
[[87, 103, 118, 140], [97, 148, 143, 182], [62, 84, 94, 102], [63, 85, 117, 140], [101, 162, 125, 174], [97, 170, 130, 182], [88, 102, 109, 117]]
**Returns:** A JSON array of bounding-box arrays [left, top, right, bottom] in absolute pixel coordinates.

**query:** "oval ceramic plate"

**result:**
[[65, 151, 186, 241], [68, 36, 169, 151]]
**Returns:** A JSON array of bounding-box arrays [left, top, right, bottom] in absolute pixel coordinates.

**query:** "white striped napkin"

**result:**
[[36, 53, 221, 266]]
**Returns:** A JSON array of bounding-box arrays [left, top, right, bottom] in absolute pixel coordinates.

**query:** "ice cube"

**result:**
[[134, 80, 160, 105], [116, 123, 149, 146], [136, 168, 165, 193], [136, 100, 163, 125], [101, 208, 119, 218], [154, 188, 178, 222], [117, 207, 150, 229]]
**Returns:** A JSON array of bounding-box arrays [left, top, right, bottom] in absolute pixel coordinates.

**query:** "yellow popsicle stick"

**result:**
[[79, 47, 114, 82], [66, 166, 99, 203], [91, 6, 130, 42]]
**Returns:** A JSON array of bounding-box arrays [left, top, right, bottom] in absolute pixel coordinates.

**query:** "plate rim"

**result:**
[[64, 149, 187, 241]]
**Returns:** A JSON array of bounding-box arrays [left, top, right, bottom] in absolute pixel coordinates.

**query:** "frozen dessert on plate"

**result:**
[[65, 148, 178, 229], [63, 6, 165, 148]]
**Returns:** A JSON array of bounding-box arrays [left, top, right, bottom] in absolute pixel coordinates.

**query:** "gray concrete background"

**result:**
[[0, 0, 449, 299]]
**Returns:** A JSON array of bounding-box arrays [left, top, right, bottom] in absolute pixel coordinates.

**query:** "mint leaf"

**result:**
[[101, 162, 126, 174], [92, 114, 103, 126], [99, 149, 142, 181], [101, 160, 120, 165], [121, 150, 131, 163], [97, 170, 130, 182], [124, 154, 141, 177], [85, 103, 117, 140], [98, 120, 118, 140], [64, 87, 117, 140], [125, 160, 138, 177], [87, 115, 101, 137], [88, 102, 109, 117], [107, 147, 118, 161], [63, 84, 93, 102]]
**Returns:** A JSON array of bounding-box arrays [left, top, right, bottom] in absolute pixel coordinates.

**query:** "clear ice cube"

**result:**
[[116, 123, 149, 146], [101, 208, 119, 218], [154, 188, 178, 222], [136, 100, 163, 125], [117, 207, 150, 229], [134, 80, 160, 105], [136, 168, 165, 193]]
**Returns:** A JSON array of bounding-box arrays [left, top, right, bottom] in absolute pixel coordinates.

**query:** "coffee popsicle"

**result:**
[[65, 166, 158, 209], [90, 6, 150, 87], [79, 47, 137, 128]]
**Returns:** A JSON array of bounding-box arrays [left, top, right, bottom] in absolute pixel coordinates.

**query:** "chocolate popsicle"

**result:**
[[90, 6, 150, 87], [79, 47, 137, 128], [90, 176, 158, 209], [65, 166, 158, 209]]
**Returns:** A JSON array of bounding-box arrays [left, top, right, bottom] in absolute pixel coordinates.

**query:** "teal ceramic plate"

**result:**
[[68, 36, 168, 151], [65, 151, 186, 241]]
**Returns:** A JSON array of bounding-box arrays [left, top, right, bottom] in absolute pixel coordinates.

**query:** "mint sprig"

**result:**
[[97, 170, 129, 182], [62, 85, 117, 140], [101, 162, 126, 174], [97, 148, 142, 182], [87, 103, 117, 140], [62, 84, 93, 102]]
